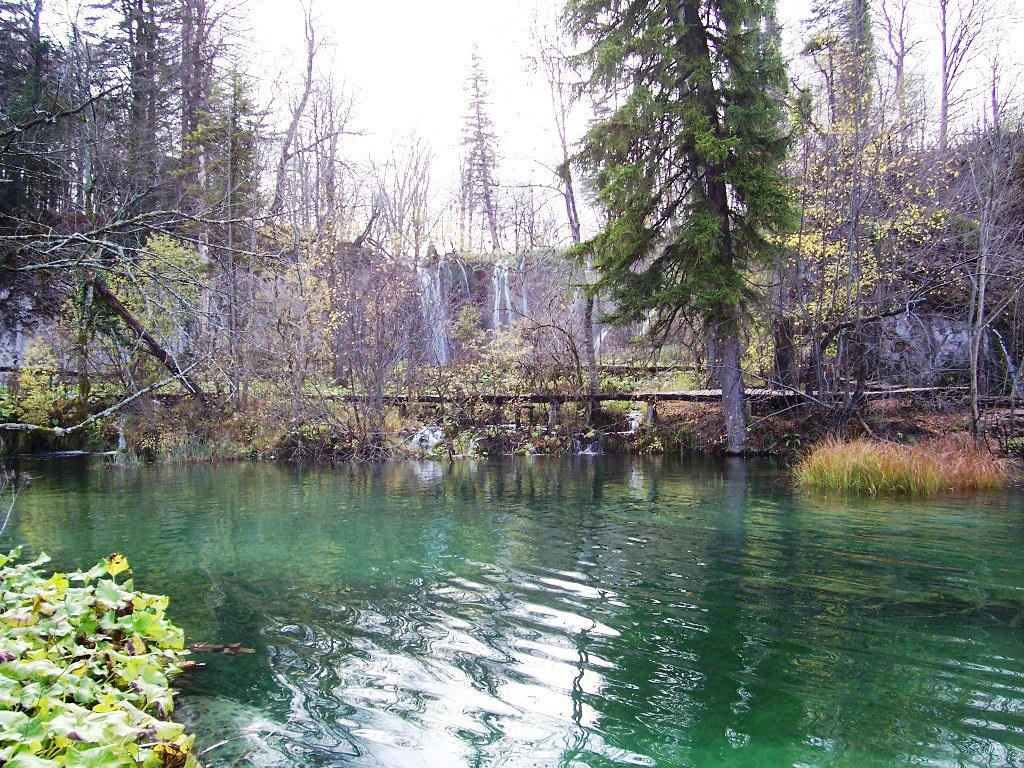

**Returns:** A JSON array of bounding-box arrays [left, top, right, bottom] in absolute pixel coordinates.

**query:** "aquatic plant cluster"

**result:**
[[795, 436, 1009, 495], [0, 550, 200, 767]]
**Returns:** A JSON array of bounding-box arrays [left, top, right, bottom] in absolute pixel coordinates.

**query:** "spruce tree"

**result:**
[[460, 49, 501, 252], [0, 0, 74, 319], [567, 0, 794, 453]]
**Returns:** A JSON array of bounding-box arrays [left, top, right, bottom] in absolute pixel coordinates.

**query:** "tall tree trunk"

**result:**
[[481, 180, 500, 251], [678, 0, 748, 451], [939, 0, 950, 152], [583, 295, 598, 419], [75, 281, 94, 419], [969, 197, 991, 438], [126, 0, 158, 211], [772, 316, 799, 390], [718, 318, 747, 455], [559, 158, 597, 417], [270, 10, 315, 217]]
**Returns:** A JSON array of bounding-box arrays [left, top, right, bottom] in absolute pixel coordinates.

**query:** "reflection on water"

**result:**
[[4, 455, 1024, 767]]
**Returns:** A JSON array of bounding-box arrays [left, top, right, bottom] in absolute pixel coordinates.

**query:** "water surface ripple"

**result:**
[[6, 456, 1023, 767]]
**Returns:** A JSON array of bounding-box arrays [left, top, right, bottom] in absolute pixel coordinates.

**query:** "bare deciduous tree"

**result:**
[[936, 0, 993, 151], [370, 135, 437, 263]]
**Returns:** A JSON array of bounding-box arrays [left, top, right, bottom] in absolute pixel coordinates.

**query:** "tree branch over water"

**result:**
[[0, 365, 202, 437]]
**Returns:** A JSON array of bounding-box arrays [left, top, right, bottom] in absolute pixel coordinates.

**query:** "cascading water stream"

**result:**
[[518, 256, 528, 320], [417, 264, 449, 365], [454, 260, 471, 299], [492, 259, 514, 330], [990, 327, 1018, 388]]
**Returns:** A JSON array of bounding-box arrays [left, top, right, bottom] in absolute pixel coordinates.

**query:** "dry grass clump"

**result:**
[[795, 435, 1008, 496]]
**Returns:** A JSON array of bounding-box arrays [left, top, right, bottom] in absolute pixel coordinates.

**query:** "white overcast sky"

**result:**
[[247, 0, 565, 180], [255, 0, 1024, 180], [44, 0, 1021, 183], [245, 0, 827, 184]]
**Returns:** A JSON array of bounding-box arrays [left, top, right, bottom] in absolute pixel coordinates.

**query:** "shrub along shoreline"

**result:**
[[3, 389, 1022, 500], [795, 436, 1010, 496], [0, 550, 202, 768]]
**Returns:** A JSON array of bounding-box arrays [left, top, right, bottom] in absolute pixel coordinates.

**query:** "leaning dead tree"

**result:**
[[88, 276, 211, 410]]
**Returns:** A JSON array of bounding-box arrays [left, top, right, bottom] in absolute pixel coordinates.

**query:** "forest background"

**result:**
[[1, 0, 1022, 459]]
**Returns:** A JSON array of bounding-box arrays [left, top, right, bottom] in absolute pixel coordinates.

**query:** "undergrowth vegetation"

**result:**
[[795, 436, 1009, 496], [0, 550, 201, 767]]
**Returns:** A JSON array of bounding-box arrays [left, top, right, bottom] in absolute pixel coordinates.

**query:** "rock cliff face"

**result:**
[[0, 248, 602, 380], [876, 314, 1001, 387], [0, 291, 36, 373], [415, 249, 594, 363]]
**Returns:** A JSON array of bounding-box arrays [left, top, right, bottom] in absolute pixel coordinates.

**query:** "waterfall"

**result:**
[[596, 327, 611, 359], [416, 255, 476, 364], [417, 264, 449, 365], [572, 433, 602, 455], [518, 256, 528, 320], [503, 264, 515, 325], [639, 307, 658, 339], [626, 408, 643, 433], [990, 327, 1018, 389], [409, 425, 445, 453], [492, 259, 514, 330], [491, 261, 501, 329], [454, 261, 471, 300]]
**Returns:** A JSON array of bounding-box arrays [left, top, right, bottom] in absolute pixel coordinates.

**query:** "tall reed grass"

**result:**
[[795, 435, 1008, 496]]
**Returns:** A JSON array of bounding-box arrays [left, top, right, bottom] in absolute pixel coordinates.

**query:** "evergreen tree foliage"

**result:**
[[0, 0, 74, 322], [85, 0, 183, 214], [567, 0, 794, 451], [0, 0, 67, 226], [460, 48, 501, 252]]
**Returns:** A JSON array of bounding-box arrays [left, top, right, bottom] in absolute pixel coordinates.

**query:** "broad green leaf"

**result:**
[[26, 553, 51, 569], [47, 710, 105, 745], [17, 681, 44, 708], [5, 750, 60, 768], [94, 579, 126, 607], [0, 709, 30, 735], [7, 656, 63, 681], [65, 744, 130, 768], [153, 720, 184, 741], [160, 627, 185, 652], [133, 594, 168, 613], [0, 637, 29, 656], [131, 612, 167, 640], [43, 573, 69, 598], [0, 547, 20, 569]]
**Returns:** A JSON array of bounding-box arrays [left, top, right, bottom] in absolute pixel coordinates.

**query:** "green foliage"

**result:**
[[183, 70, 261, 214], [633, 427, 665, 455], [0, 549, 200, 767], [14, 342, 75, 427], [568, 0, 795, 333], [0, 387, 14, 422], [1004, 437, 1024, 458]]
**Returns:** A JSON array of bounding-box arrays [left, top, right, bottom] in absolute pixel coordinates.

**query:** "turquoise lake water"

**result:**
[[4, 455, 1023, 767]]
